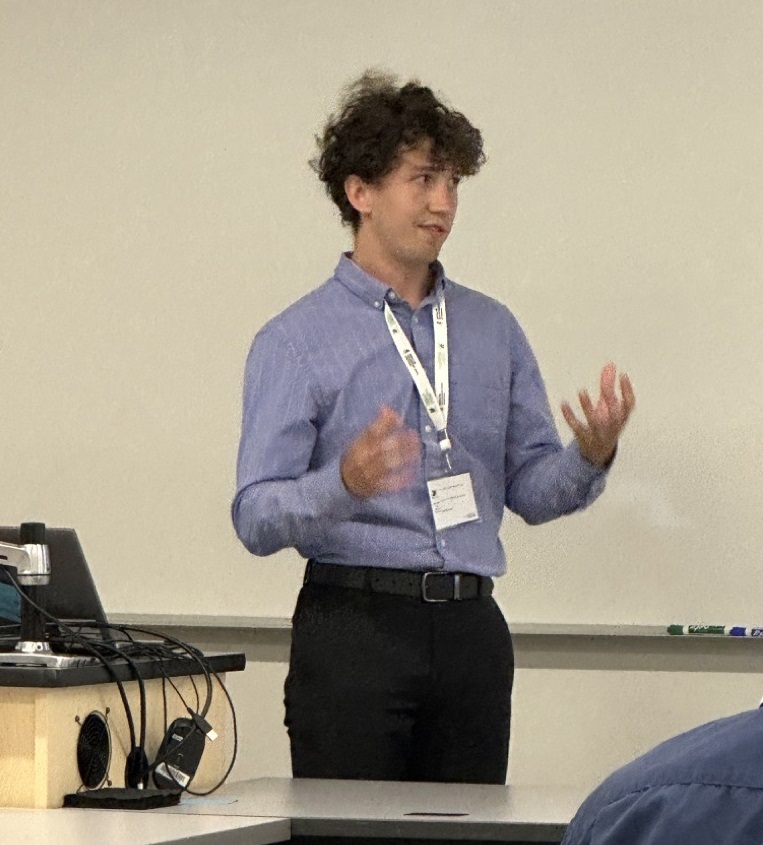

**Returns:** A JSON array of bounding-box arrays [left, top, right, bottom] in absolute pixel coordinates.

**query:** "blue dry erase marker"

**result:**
[[729, 627, 763, 637]]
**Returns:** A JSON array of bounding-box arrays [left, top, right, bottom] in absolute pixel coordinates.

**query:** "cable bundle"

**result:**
[[0, 568, 238, 797]]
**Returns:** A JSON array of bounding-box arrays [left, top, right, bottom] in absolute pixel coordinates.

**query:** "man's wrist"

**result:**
[[581, 444, 617, 469]]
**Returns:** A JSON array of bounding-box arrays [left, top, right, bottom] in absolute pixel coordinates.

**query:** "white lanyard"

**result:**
[[383, 294, 452, 455]]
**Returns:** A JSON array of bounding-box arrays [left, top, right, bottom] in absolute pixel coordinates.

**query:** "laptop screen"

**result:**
[[0, 580, 18, 623], [0, 527, 107, 628]]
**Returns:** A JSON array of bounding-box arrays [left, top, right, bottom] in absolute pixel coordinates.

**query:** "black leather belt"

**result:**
[[304, 561, 493, 603]]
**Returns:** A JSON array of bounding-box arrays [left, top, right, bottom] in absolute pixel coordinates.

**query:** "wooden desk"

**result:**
[[162, 777, 585, 842], [0, 806, 289, 845], [0, 653, 244, 808]]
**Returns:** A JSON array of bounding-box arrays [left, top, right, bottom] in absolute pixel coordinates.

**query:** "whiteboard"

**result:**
[[1, 0, 761, 627]]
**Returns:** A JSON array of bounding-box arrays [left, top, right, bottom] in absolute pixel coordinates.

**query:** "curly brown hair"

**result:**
[[312, 70, 486, 231]]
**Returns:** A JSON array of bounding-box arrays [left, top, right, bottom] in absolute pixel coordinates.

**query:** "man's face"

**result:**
[[357, 140, 460, 271]]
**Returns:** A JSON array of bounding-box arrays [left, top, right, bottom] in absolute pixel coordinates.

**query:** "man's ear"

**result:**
[[344, 175, 373, 216]]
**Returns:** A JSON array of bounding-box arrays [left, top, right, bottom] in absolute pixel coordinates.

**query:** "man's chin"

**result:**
[[418, 244, 443, 263], [397, 244, 443, 269]]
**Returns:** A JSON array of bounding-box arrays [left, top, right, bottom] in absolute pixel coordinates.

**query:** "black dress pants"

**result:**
[[284, 579, 514, 784]]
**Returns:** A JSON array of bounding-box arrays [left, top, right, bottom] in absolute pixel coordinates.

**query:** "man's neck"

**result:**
[[350, 248, 433, 309]]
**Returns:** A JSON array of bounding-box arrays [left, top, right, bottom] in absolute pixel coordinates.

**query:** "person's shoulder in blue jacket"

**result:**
[[563, 708, 763, 845]]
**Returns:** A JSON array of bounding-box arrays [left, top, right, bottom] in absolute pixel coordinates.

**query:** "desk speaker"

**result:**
[[75, 710, 111, 789]]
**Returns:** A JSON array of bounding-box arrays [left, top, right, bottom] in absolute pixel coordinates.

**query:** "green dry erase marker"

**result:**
[[667, 624, 728, 635]]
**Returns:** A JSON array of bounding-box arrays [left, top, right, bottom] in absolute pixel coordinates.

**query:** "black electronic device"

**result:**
[[152, 717, 206, 791]]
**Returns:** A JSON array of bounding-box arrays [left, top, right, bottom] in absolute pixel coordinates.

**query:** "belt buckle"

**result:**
[[422, 572, 461, 603]]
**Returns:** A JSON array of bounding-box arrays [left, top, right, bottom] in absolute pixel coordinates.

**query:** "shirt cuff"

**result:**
[[565, 440, 610, 504], [302, 454, 362, 522]]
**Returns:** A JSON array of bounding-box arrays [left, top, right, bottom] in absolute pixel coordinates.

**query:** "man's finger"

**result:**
[[600, 362, 616, 392], [378, 465, 418, 494], [620, 374, 636, 415], [369, 405, 404, 437], [381, 431, 421, 471], [561, 402, 586, 438], [600, 364, 619, 415], [578, 390, 598, 428]]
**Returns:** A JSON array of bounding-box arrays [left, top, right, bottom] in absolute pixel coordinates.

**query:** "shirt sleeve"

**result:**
[[563, 782, 763, 845], [231, 321, 359, 557], [504, 315, 610, 524]]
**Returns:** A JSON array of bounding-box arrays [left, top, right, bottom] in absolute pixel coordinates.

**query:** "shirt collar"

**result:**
[[333, 252, 447, 309]]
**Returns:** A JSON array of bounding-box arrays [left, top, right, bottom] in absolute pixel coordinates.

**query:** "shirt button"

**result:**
[[374, 301, 381, 309], [412, 316, 419, 324], [388, 291, 396, 300], [425, 425, 432, 433]]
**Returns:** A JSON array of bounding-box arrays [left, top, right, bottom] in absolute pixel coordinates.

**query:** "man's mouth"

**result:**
[[419, 223, 449, 236]]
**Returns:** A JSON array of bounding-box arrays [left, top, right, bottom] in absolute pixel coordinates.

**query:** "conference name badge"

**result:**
[[427, 472, 480, 531]]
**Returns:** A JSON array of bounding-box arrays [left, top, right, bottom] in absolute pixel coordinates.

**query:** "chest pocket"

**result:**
[[449, 376, 507, 441]]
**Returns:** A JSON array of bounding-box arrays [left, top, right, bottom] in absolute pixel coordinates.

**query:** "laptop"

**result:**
[[0, 526, 109, 665]]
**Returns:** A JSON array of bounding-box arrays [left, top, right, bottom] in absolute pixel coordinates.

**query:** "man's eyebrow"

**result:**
[[408, 162, 448, 174]]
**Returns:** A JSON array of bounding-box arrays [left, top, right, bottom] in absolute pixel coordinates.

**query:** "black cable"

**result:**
[[67, 621, 217, 786], [120, 631, 240, 796], [110, 626, 240, 796], [188, 673, 201, 713], [161, 674, 169, 737], [3, 573, 147, 781], [134, 649, 202, 785], [77, 628, 196, 782], [181, 667, 239, 797], [164, 674, 192, 711], [3, 598, 239, 797], [118, 636, 218, 784], [104, 623, 214, 720]]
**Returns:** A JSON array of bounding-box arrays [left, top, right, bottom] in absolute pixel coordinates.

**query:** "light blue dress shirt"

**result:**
[[562, 708, 763, 845], [232, 254, 607, 576]]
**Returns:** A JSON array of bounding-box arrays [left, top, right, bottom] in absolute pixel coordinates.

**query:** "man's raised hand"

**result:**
[[561, 363, 635, 467]]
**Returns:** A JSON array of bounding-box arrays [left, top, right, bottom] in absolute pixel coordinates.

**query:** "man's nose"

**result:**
[[428, 180, 458, 214]]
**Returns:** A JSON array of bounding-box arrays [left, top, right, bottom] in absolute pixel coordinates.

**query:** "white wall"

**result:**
[[2, 0, 762, 625]]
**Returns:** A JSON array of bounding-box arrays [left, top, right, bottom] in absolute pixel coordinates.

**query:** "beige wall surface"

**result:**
[[2, 0, 762, 629]]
